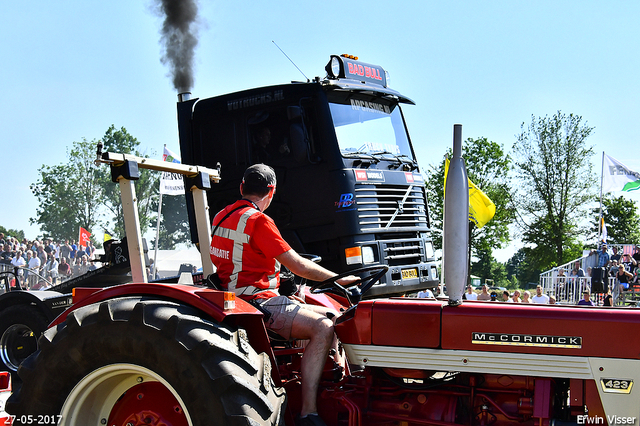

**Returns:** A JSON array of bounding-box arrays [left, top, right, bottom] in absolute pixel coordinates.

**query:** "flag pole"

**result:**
[[598, 151, 604, 244], [152, 144, 166, 279], [152, 193, 163, 279]]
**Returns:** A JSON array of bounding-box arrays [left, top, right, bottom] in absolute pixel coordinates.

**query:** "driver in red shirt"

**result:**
[[210, 164, 357, 426]]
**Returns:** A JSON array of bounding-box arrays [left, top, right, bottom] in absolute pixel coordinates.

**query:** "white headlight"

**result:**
[[362, 246, 375, 264]]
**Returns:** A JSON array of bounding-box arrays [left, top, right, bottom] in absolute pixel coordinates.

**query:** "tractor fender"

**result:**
[[0, 290, 70, 323], [51, 283, 275, 363]]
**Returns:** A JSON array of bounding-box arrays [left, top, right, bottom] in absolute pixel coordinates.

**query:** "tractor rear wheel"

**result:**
[[7, 297, 286, 426], [0, 304, 49, 375]]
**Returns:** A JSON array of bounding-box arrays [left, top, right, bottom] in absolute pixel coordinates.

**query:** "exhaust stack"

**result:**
[[443, 124, 469, 306], [178, 92, 192, 102]]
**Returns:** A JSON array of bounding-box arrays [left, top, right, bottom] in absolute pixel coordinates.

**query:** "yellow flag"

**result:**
[[444, 158, 496, 228]]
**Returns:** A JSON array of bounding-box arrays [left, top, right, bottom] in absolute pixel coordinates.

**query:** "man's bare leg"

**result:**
[[290, 308, 334, 417]]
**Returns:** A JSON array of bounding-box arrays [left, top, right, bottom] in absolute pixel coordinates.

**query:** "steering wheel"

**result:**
[[310, 265, 389, 306]]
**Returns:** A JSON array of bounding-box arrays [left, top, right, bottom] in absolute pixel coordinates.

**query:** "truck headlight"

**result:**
[[362, 246, 375, 264], [425, 241, 434, 259], [345, 246, 376, 265]]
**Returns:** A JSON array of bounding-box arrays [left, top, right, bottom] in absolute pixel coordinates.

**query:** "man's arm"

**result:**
[[276, 249, 357, 286]]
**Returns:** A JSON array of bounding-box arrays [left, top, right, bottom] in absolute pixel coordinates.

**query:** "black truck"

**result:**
[[177, 54, 439, 297]]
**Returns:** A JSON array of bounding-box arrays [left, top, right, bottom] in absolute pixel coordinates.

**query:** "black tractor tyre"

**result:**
[[0, 304, 49, 376], [7, 297, 286, 426]]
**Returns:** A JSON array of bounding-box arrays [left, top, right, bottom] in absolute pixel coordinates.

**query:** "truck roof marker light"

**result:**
[[341, 54, 359, 60], [345, 246, 363, 265]]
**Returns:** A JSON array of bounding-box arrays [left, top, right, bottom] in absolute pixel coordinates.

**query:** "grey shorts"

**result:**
[[258, 295, 302, 340]]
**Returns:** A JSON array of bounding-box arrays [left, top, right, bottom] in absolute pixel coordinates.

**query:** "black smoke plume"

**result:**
[[157, 0, 199, 93]]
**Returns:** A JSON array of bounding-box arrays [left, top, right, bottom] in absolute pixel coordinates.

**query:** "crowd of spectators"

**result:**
[[588, 244, 640, 302], [0, 232, 97, 290], [458, 284, 556, 304]]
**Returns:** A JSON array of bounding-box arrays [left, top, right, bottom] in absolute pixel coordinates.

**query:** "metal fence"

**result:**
[[538, 253, 617, 305]]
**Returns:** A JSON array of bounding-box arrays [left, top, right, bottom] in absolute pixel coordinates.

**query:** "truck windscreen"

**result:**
[[329, 99, 414, 160]]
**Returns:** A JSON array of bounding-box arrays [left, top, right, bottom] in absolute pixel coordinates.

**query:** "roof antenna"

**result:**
[[272, 41, 310, 82]]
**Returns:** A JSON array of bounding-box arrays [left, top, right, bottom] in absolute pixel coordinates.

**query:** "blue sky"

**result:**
[[2, 1, 639, 261]]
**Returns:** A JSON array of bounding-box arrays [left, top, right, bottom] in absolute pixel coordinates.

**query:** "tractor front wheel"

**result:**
[[7, 297, 286, 426]]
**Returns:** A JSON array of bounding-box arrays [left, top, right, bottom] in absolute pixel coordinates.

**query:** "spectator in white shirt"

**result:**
[[464, 285, 478, 300], [531, 285, 550, 304]]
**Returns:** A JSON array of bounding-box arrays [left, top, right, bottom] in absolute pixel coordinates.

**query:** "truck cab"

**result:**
[[178, 54, 439, 297]]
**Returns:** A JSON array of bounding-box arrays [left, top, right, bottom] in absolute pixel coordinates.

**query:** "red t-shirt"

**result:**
[[210, 200, 291, 300]]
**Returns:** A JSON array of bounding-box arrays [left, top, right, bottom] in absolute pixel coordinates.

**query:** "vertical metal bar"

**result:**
[[119, 179, 148, 283], [191, 188, 215, 277]]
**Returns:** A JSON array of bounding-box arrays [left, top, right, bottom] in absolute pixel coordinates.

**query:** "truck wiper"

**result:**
[[392, 154, 419, 171], [369, 151, 418, 171], [343, 151, 380, 168], [343, 151, 376, 159]]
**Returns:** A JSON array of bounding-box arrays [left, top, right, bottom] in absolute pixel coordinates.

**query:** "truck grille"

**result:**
[[355, 184, 429, 233], [382, 238, 425, 266]]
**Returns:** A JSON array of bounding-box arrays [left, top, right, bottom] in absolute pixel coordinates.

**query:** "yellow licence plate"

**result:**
[[401, 268, 418, 279]]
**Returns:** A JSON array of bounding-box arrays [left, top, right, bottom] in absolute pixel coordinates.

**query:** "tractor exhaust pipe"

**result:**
[[444, 124, 468, 306], [178, 92, 192, 102]]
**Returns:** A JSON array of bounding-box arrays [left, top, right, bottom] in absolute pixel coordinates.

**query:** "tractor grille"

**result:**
[[354, 184, 429, 233]]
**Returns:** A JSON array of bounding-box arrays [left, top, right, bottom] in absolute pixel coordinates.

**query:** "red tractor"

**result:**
[[6, 145, 640, 426]]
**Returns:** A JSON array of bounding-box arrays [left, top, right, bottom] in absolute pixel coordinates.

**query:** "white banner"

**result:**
[[602, 153, 640, 193], [160, 146, 184, 196]]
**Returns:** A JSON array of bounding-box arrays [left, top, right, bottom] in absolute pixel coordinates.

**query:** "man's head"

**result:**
[[241, 164, 277, 198], [601, 244, 607, 252], [612, 246, 618, 253], [536, 285, 543, 296], [255, 126, 271, 148], [583, 290, 591, 300], [466, 285, 473, 293]]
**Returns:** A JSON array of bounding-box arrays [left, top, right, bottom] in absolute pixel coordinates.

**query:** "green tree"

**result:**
[[591, 195, 640, 244], [30, 138, 103, 241], [507, 247, 545, 286], [425, 137, 515, 262], [97, 125, 159, 239], [152, 193, 191, 249], [0, 226, 25, 242], [512, 111, 596, 269], [30, 126, 159, 243]]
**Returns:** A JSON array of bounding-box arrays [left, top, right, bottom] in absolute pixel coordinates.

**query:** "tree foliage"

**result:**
[[0, 226, 25, 242], [152, 193, 191, 249], [30, 138, 102, 241], [97, 125, 159, 239], [470, 247, 509, 287], [591, 195, 640, 245], [30, 126, 159, 243], [512, 111, 596, 270], [507, 247, 544, 286], [425, 137, 515, 262]]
